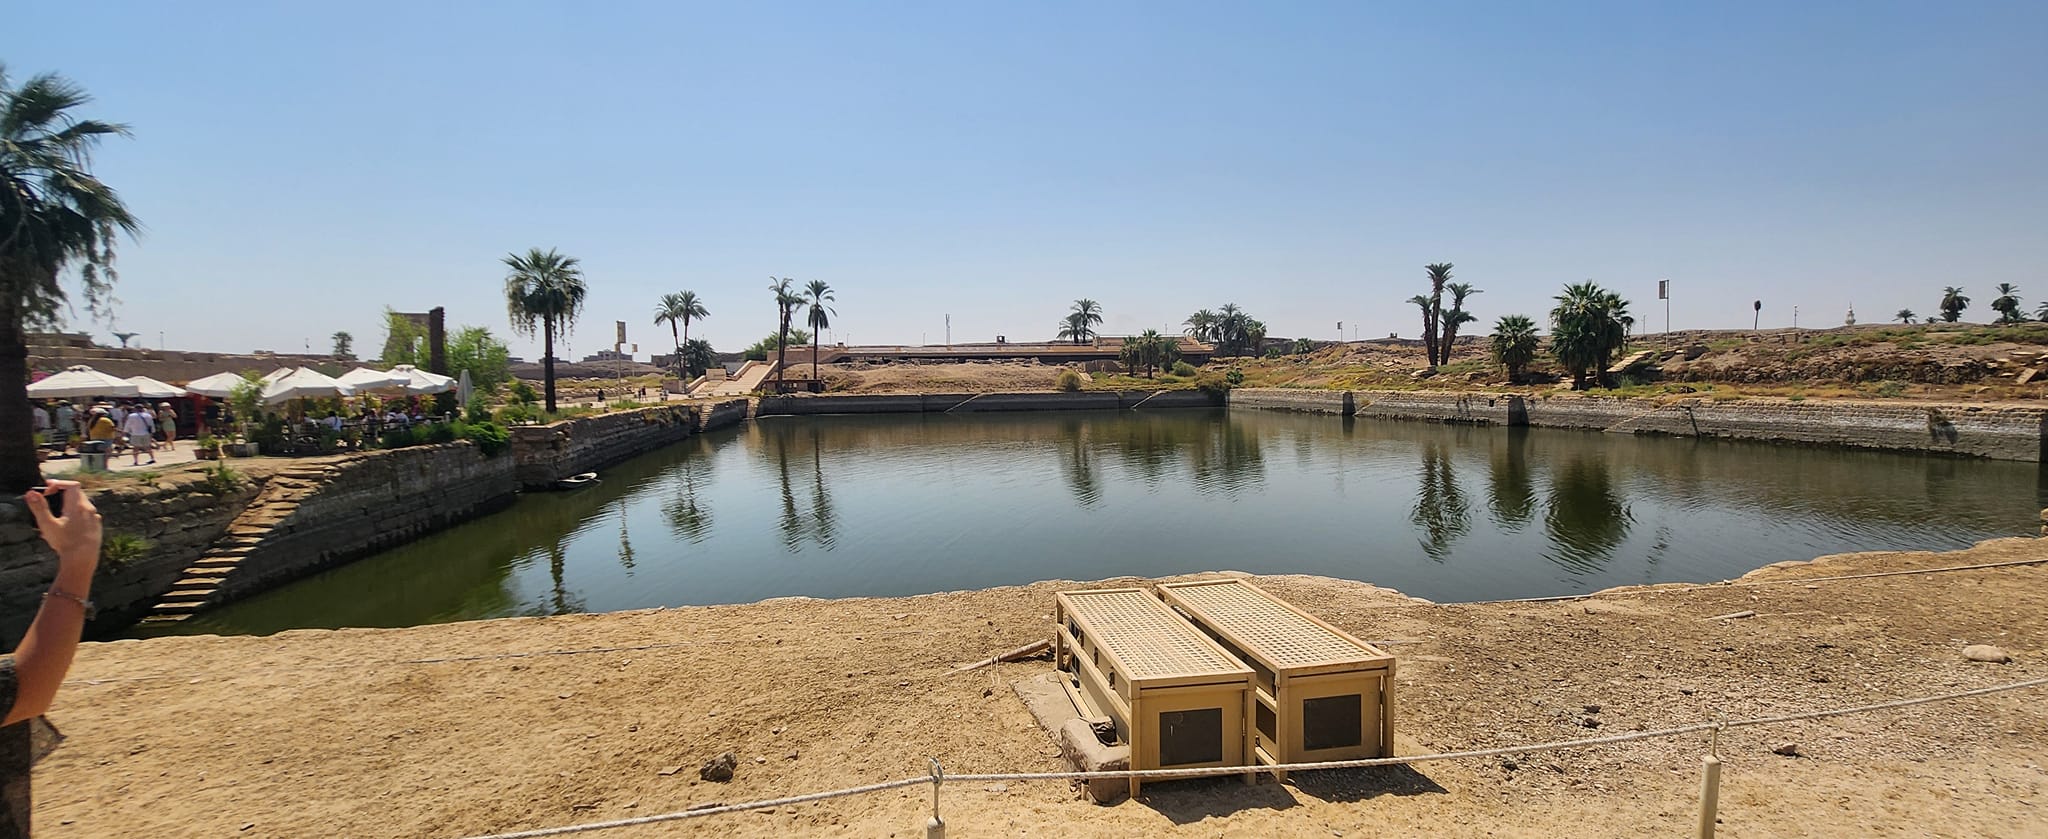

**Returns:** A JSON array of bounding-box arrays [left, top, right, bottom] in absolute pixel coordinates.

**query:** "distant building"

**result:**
[[579, 349, 634, 363]]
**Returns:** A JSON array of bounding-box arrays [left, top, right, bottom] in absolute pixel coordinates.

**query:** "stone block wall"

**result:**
[[216, 444, 518, 602], [0, 471, 262, 642], [756, 390, 1222, 416], [699, 399, 749, 431], [1242, 388, 2048, 462], [1229, 388, 1355, 414], [508, 405, 698, 488]]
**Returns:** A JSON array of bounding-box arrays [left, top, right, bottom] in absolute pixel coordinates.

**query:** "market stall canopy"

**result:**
[[27, 365, 141, 399], [126, 375, 185, 399], [387, 364, 456, 395], [260, 368, 355, 405], [182, 371, 249, 398], [260, 367, 295, 384], [336, 367, 409, 390]]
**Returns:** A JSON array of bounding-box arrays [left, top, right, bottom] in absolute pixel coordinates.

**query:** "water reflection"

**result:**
[[1543, 453, 1633, 573], [152, 409, 2046, 636], [1487, 431, 1536, 530], [1409, 442, 1471, 561]]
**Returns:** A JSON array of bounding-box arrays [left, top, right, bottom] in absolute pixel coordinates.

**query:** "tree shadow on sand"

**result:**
[[1139, 765, 1445, 824]]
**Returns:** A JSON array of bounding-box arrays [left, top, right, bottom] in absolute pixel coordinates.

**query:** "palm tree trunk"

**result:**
[[0, 305, 43, 493], [669, 321, 681, 378], [681, 317, 692, 376], [775, 313, 790, 394], [542, 318, 558, 414], [812, 333, 821, 385]]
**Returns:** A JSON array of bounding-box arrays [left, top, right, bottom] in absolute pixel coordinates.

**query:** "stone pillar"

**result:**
[[427, 307, 448, 376]]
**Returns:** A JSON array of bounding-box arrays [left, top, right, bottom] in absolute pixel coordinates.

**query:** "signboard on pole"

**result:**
[[615, 320, 627, 346], [1658, 280, 1669, 300]]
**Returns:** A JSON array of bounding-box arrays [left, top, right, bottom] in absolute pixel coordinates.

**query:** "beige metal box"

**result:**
[[1054, 588, 1257, 797], [1156, 579, 1396, 776]]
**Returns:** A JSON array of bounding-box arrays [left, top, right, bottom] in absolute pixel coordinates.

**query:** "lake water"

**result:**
[[149, 408, 2046, 636]]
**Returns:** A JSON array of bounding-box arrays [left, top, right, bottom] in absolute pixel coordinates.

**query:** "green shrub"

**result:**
[[1872, 380, 1907, 398], [1195, 371, 1235, 396], [465, 395, 494, 424], [459, 421, 511, 457], [495, 404, 536, 426], [102, 532, 152, 567], [1054, 369, 1084, 392], [1171, 361, 1198, 377], [252, 416, 289, 453], [200, 462, 244, 495], [1225, 368, 1244, 387], [510, 380, 540, 405], [380, 428, 415, 449]]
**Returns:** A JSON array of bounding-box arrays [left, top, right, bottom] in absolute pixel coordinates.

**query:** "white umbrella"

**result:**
[[388, 364, 456, 395], [126, 375, 185, 399], [260, 368, 356, 405], [27, 365, 141, 399], [183, 371, 250, 398], [260, 367, 295, 384], [336, 366, 409, 390]]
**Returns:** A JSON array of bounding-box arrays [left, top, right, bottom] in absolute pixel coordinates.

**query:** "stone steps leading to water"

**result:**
[[140, 470, 333, 623]]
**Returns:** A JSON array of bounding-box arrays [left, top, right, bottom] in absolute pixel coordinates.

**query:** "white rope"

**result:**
[[450, 675, 2048, 838]]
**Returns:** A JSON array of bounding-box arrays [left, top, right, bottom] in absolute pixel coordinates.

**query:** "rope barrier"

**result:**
[[452, 675, 2048, 839]]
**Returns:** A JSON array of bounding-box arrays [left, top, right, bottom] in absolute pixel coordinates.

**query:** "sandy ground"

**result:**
[[34, 538, 2047, 838]]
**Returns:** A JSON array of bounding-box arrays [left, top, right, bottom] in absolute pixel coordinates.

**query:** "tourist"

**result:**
[[157, 402, 178, 451], [4, 479, 105, 836], [120, 405, 156, 466], [84, 410, 117, 455], [29, 404, 48, 442], [52, 403, 74, 449], [324, 411, 343, 432]]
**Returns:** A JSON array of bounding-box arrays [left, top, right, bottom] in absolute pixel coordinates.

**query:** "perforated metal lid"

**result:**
[[1162, 580, 1385, 668], [1062, 589, 1247, 681]]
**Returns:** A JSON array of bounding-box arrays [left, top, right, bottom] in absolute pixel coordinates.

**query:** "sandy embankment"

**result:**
[[34, 538, 2048, 838]]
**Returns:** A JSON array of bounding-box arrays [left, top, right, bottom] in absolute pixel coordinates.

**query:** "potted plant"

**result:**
[[195, 433, 223, 460]]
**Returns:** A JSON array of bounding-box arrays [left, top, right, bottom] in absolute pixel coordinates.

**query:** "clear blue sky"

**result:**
[[11, 1, 2046, 360]]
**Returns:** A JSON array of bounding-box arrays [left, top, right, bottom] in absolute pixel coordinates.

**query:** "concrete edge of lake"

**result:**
[[1230, 387, 2048, 461]]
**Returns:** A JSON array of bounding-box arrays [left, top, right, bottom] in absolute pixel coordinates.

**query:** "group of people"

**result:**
[[31, 400, 180, 466]]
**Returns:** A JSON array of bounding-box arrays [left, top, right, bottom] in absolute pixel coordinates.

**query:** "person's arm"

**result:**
[[6, 479, 102, 726]]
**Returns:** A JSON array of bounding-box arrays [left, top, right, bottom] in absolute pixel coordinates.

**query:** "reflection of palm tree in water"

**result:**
[[662, 454, 714, 543], [1410, 442, 1470, 561], [545, 543, 583, 615], [1543, 454, 1632, 573], [1187, 416, 1265, 496], [1056, 418, 1101, 506], [1487, 430, 1536, 529], [769, 423, 839, 550], [616, 499, 635, 570]]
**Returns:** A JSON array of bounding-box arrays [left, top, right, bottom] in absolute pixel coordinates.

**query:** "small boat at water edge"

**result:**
[[556, 472, 600, 490]]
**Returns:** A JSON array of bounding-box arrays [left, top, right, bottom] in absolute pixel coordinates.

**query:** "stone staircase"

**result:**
[[137, 465, 339, 626], [1606, 349, 1661, 375]]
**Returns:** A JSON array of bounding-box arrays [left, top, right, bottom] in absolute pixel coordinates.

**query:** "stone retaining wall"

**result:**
[[756, 390, 1219, 416], [0, 472, 262, 642], [215, 444, 518, 604], [508, 405, 698, 489], [1228, 388, 1356, 414], [698, 398, 749, 431], [1237, 388, 2048, 461]]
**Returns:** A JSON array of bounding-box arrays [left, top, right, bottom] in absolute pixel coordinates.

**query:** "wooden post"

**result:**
[[1696, 754, 1722, 839]]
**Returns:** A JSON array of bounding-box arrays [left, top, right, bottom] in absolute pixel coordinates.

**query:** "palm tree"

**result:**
[[2036, 301, 2048, 322], [1119, 329, 1179, 378], [680, 338, 717, 378], [653, 291, 709, 378], [1183, 309, 1218, 343], [1215, 303, 1251, 356], [1991, 283, 2024, 324], [0, 65, 138, 491], [1939, 286, 1969, 323], [1062, 299, 1104, 345], [1418, 264, 1453, 367], [804, 279, 835, 381], [1895, 309, 1916, 324], [1439, 282, 1483, 365], [1550, 282, 1631, 389], [769, 278, 803, 392], [1490, 314, 1540, 383], [502, 248, 587, 413]]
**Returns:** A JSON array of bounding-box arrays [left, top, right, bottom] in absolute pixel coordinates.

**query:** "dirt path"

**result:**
[[35, 538, 2047, 837]]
